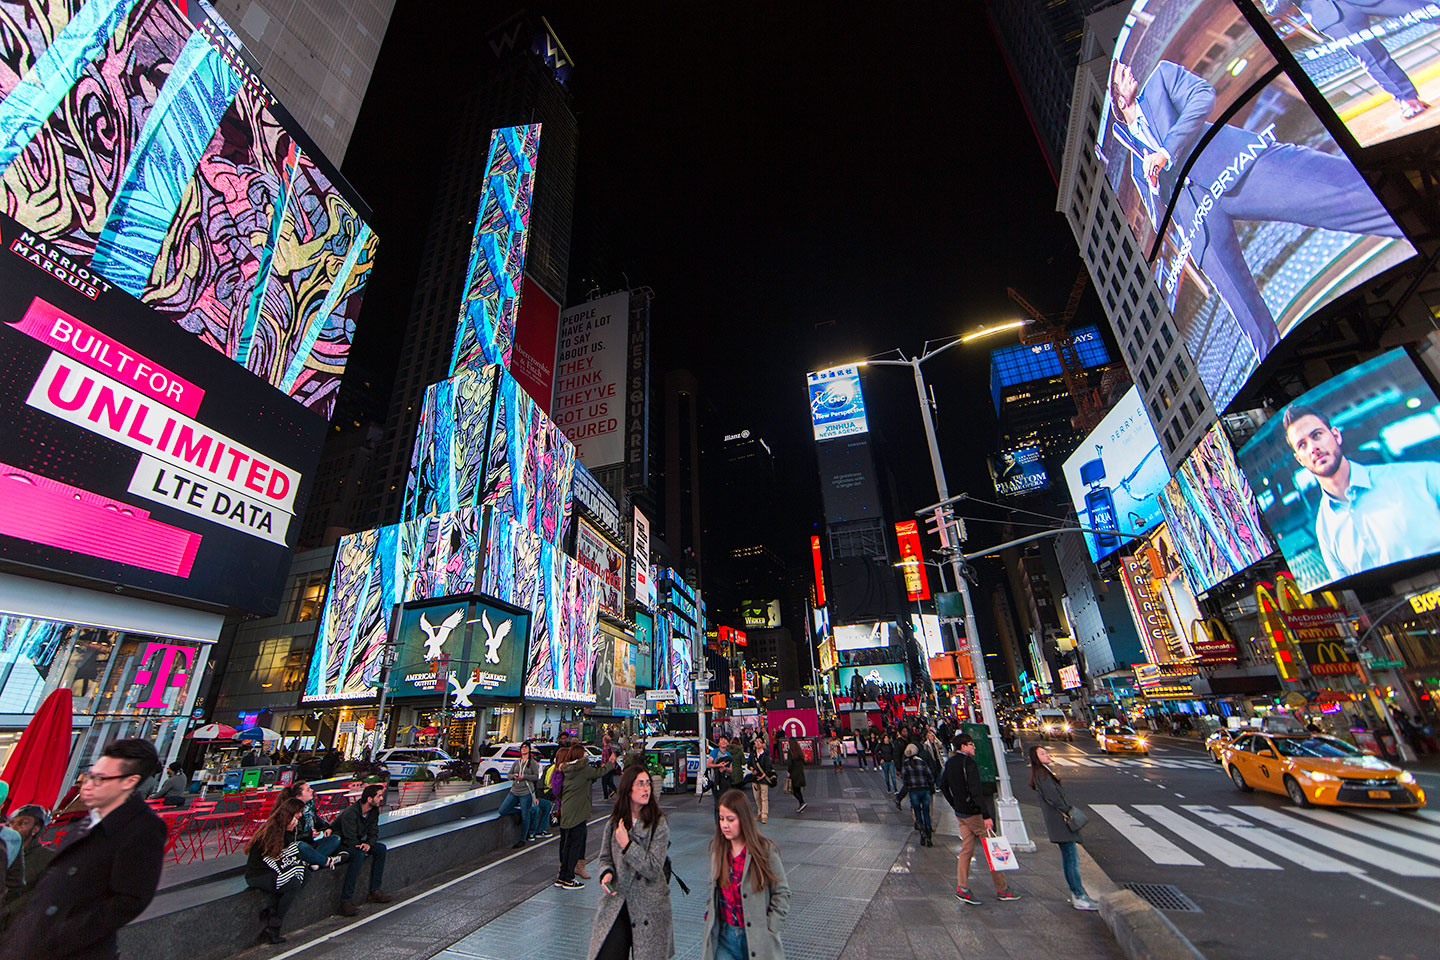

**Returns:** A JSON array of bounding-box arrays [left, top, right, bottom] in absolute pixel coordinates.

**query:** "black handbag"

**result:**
[[1063, 807, 1089, 832], [644, 819, 689, 895]]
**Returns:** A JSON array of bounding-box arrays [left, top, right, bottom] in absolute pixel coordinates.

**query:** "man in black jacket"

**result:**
[[939, 734, 1018, 905], [0, 738, 166, 960], [335, 784, 392, 916]]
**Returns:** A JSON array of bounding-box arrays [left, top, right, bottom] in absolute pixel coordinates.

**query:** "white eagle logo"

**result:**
[[449, 671, 480, 708], [420, 609, 465, 661], [479, 610, 512, 665]]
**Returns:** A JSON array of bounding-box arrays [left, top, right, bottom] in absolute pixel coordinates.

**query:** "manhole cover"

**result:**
[[1123, 882, 1201, 912]]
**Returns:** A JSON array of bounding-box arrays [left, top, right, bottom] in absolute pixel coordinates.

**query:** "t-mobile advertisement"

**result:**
[[0, 213, 325, 612], [1098, 0, 1414, 411]]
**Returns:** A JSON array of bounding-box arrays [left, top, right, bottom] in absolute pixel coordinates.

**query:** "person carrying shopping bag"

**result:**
[[701, 790, 790, 960], [1028, 746, 1098, 911], [587, 765, 674, 960]]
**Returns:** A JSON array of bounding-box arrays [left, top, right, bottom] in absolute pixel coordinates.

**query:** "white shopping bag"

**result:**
[[983, 832, 1020, 872]]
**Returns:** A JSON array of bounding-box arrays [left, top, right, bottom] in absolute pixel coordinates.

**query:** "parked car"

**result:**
[[475, 742, 561, 784], [376, 747, 452, 780]]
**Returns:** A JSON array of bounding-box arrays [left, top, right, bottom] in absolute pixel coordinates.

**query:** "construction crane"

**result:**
[[1007, 268, 1109, 433]]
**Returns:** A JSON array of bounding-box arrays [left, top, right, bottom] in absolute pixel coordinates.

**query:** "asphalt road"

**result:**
[[1011, 733, 1437, 960]]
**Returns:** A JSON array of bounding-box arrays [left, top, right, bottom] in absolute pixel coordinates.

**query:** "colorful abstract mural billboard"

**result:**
[[0, 0, 377, 420], [450, 123, 540, 376]]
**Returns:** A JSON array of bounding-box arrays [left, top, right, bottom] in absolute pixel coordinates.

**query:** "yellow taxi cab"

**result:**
[[1205, 729, 1241, 763], [1096, 725, 1149, 755], [1219, 733, 1426, 809]]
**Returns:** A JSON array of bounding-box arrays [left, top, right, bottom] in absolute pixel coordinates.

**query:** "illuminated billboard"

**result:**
[[1059, 664, 1083, 690], [1160, 422, 1274, 593], [510, 277, 561, 415], [305, 526, 398, 701], [807, 365, 869, 441], [634, 609, 655, 688], [837, 662, 907, 694], [1062, 387, 1169, 562], [551, 291, 629, 467], [834, 621, 899, 651], [388, 599, 528, 701], [988, 446, 1050, 497], [1097, 0, 1413, 410], [911, 613, 945, 657], [0, 226, 328, 612], [1236, 347, 1440, 592], [0, 0, 377, 420], [894, 521, 931, 601], [1258, 4, 1440, 148], [576, 519, 626, 619], [450, 124, 541, 376]]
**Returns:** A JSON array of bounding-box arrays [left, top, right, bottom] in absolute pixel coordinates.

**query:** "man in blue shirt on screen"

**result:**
[[1284, 403, 1440, 580]]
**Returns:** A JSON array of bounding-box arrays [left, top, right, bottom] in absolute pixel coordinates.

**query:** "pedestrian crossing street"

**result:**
[[1046, 753, 1219, 771], [1088, 802, 1440, 878]]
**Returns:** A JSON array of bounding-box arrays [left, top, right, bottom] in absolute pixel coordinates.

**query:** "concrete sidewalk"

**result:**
[[431, 762, 1124, 960]]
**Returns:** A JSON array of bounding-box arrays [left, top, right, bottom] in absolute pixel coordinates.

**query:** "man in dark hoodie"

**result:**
[[335, 784, 392, 916], [940, 734, 1019, 905]]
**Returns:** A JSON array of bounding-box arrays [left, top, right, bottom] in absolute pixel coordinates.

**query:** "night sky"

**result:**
[[341, 2, 1099, 576]]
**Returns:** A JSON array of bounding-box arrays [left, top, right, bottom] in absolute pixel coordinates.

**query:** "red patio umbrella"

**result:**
[[0, 688, 73, 817]]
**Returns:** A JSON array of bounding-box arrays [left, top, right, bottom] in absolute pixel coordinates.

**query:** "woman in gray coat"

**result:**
[[701, 789, 790, 960], [1028, 746, 1098, 911], [588, 765, 674, 960]]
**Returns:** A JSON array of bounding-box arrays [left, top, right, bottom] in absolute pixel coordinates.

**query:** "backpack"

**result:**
[[538, 762, 558, 801]]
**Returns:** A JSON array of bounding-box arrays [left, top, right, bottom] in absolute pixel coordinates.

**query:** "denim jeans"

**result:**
[[880, 761, 895, 793], [715, 922, 748, 960], [908, 788, 932, 833], [340, 842, 387, 902], [1058, 841, 1088, 898], [296, 834, 341, 866], [532, 796, 554, 836], [498, 790, 534, 837]]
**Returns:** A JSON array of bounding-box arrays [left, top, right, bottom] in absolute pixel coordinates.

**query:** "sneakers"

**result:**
[[797, 803, 807, 813], [955, 888, 981, 905], [326, 856, 342, 870], [536, 829, 554, 839], [257, 929, 287, 945], [996, 891, 1021, 902], [339, 900, 358, 917], [367, 890, 393, 904], [1072, 896, 1100, 911], [554, 877, 584, 889]]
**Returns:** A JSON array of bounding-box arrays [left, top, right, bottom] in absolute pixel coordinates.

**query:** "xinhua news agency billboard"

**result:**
[[807, 365, 868, 441], [0, 215, 326, 612]]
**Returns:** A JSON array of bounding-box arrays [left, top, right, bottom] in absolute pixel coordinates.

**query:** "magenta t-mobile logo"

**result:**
[[132, 642, 197, 709]]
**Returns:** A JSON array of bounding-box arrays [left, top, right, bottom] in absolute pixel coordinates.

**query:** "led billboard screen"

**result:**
[[1236, 347, 1440, 592], [894, 521, 931, 601], [988, 446, 1051, 496], [0, 0, 376, 420], [807, 364, 869, 441], [817, 436, 884, 523], [1059, 664, 1083, 690], [576, 520, 625, 619], [837, 662, 907, 694], [388, 599, 528, 701], [1258, 3, 1440, 148], [1062, 387, 1169, 562], [510, 277, 561, 415], [551, 291, 629, 467], [989, 325, 1110, 410], [911, 613, 945, 657], [834, 621, 899, 651], [0, 225, 326, 612], [1097, 0, 1413, 410], [634, 609, 655, 688], [1160, 422, 1274, 593]]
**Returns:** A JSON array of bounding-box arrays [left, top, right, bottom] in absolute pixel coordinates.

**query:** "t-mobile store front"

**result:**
[[0, 573, 221, 783]]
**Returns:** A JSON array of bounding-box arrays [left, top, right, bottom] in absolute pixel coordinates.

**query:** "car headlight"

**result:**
[[1063, 724, 1072, 731], [1135, 739, 1147, 747], [1399, 771, 1416, 785], [1301, 770, 1340, 782]]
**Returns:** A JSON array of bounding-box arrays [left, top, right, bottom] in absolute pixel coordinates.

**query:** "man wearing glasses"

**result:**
[[0, 738, 166, 960]]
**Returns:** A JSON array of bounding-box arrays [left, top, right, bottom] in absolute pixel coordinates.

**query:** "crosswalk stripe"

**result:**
[[1415, 809, 1440, 825], [1134, 805, 1280, 869], [1290, 808, 1440, 861], [1238, 807, 1440, 877], [1354, 811, 1440, 842], [1090, 804, 1204, 865], [1182, 805, 1355, 872]]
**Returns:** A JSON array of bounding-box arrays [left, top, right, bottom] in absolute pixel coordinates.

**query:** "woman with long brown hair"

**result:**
[[700, 789, 790, 960], [586, 765, 673, 960], [1028, 745, 1097, 910], [244, 797, 307, 943], [556, 743, 616, 888]]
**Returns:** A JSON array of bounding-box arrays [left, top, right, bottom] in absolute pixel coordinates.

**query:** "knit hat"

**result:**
[[904, 744, 919, 758], [11, 805, 49, 829]]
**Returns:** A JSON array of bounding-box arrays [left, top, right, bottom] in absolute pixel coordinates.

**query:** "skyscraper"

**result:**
[[210, 0, 397, 165], [364, 17, 579, 527], [984, 0, 1124, 180]]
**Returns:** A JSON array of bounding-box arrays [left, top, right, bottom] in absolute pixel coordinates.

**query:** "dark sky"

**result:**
[[341, 2, 1094, 572]]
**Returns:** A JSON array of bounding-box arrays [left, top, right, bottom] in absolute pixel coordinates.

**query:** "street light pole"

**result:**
[[867, 343, 1033, 851]]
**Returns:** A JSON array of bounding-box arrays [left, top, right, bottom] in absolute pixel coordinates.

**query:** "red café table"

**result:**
[[157, 809, 193, 864], [189, 811, 245, 862]]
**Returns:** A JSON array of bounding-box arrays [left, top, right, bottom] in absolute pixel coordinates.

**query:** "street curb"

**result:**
[[1071, 829, 1206, 960], [1015, 798, 1206, 960], [1097, 890, 1206, 960]]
